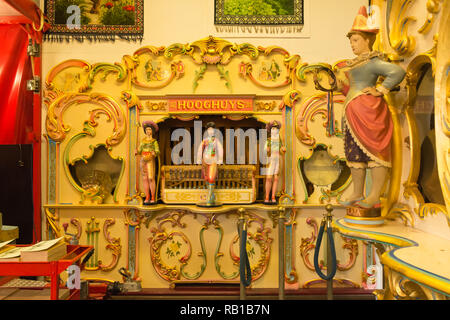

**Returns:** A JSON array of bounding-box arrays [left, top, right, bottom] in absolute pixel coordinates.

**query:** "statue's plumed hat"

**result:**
[[142, 120, 159, 133], [347, 6, 379, 37]]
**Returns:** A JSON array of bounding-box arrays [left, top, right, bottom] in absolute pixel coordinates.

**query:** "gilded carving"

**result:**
[[148, 211, 199, 281], [228, 212, 273, 281], [63, 137, 125, 204], [294, 92, 344, 146], [418, 0, 443, 34], [66, 218, 82, 241], [403, 53, 435, 209], [45, 93, 126, 146], [98, 218, 122, 271], [255, 101, 277, 111], [300, 217, 358, 272], [387, 0, 417, 57], [239, 51, 298, 89], [82, 62, 127, 93], [376, 267, 442, 300], [385, 203, 415, 227], [45, 59, 91, 93], [85, 217, 100, 270], [303, 278, 360, 289], [418, 203, 450, 226], [121, 90, 143, 110], [145, 209, 272, 283], [45, 208, 61, 239], [145, 101, 167, 111]]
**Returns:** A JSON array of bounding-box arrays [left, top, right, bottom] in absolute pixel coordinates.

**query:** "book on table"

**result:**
[[0, 247, 22, 262], [0, 237, 67, 262], [20, 237, 67, 262]]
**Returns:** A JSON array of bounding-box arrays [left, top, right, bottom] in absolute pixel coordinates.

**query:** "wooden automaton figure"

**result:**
[[264, 120, 286, 204], [337, 6, 406, 211], [136, 121, 160, 205], [196, 122, 223, 206]]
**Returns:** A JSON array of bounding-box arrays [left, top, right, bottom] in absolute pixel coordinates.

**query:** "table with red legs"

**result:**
[[0, 245, 93, 300]]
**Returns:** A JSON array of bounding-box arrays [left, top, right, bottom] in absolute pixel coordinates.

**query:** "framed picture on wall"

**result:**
[[214, 0, 303, 26], [44, 0, 144, 42]]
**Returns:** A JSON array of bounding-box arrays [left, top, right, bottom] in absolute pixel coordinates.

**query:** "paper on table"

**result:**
[[20, 237, 65, 252], [0, 239, 15, 250]]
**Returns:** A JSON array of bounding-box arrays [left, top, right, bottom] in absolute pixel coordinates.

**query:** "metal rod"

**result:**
[[278, 207, 285, 300], [238, 208, 246, 300], [326, 204, 334, 300]]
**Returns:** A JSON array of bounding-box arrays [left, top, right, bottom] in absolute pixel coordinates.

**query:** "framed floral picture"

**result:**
[[44, 0, 144, 41], [215, 0, 303, 26]]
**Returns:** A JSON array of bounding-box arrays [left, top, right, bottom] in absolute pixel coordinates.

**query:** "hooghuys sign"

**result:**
[[168, 96, 254, 113]]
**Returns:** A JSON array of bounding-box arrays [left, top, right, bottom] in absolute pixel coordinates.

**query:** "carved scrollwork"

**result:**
[[255, 101, 277, 111], [300, 217, 358, 272], [385, 203, 415, 227], [45, 208, 61, 238], [387, 0, 417, 57], [98, 218, 122, 271], [377, 267, 441, 300], [228, 212, 273, 281], [145, 101, 167, 112], [45, 59, 91, 94], [239, 50, 299, 89], [295, 93, 345, 146], [82, 62, 127, 93], [69, 218, 82, 240], [46, 92, 126, 146], [148, 211, 200, 282], [145, 210, 272, 283], [418, 0, 443, 34], [418, 203, 450, 226], [124, 208, 142, 227], [121, 90, 143, 110]]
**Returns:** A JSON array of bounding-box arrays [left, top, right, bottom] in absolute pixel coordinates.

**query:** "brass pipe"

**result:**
[[325, 204, 334, 300], [278, 206, 286, 300], [238, 207, 246, 300]]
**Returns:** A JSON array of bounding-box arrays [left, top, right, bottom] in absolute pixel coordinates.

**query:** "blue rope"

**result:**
[[313, 221, 337, 281], [240, 229, 252, 287]]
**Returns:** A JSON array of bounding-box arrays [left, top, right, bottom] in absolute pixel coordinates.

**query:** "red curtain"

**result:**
[[0, 24, 34, 144]]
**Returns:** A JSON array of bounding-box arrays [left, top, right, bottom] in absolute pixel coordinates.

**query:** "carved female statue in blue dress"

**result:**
[[337, 6, 406, 210]]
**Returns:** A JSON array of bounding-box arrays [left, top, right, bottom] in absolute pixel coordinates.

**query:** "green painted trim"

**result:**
[[214, 225, 239, 279]]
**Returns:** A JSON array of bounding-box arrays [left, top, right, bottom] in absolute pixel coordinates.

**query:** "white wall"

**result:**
[[41, 0, 366, 74]]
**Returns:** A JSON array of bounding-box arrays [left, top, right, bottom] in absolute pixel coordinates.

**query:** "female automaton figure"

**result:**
[[196, 122, 223, 206], [264, 120, 286, 204], [337, 6, 406, 209], [136, 121, 160, 205]]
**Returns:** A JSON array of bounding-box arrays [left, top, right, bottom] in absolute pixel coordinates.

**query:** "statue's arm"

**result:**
[[373, 58, 406, 94]]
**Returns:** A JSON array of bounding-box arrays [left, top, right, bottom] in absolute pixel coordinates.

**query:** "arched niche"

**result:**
[[404, 54, 446, 212], [414, 65, 445, 205]]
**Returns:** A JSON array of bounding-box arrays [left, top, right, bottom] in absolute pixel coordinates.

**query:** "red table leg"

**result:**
[[50, 261, 59, 300]]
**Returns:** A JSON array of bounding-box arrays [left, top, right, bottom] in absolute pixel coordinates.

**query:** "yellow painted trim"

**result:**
[[333, 218, 415, 248], [81, 278, 115, 283], [334, 218, 450, 296], [381, 251, 450, 296]]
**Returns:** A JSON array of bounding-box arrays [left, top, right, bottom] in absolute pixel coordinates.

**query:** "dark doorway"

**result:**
[[0, 144, 34, 244]]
